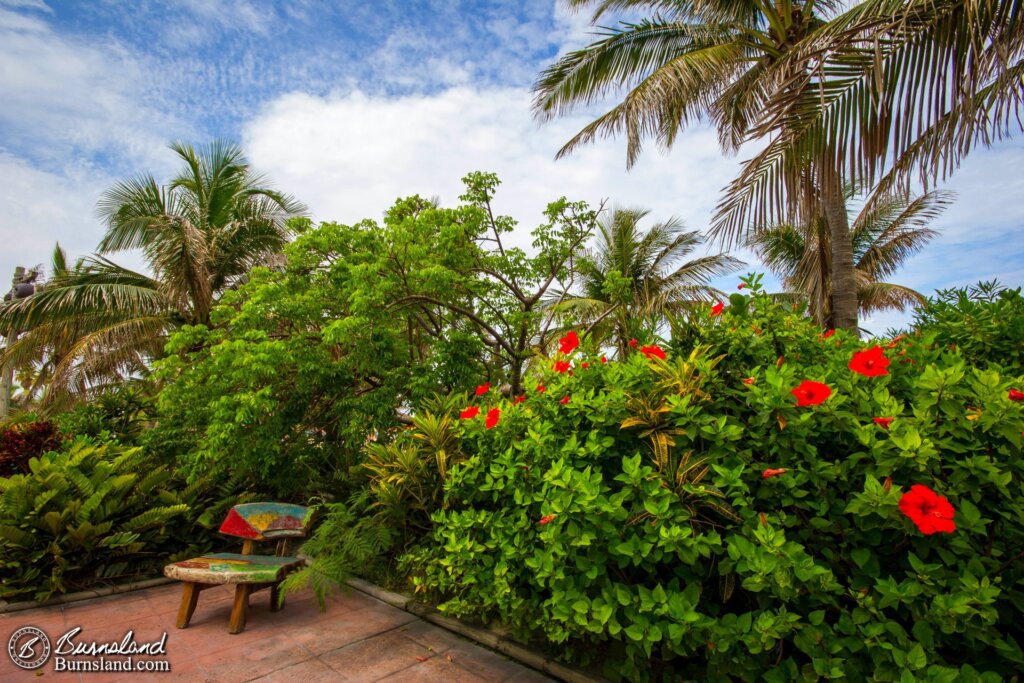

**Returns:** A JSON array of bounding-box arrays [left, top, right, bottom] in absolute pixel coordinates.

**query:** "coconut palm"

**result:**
[[716, 0, 1024, 269], [533, 0, 869, 332], [750, 190, 951, 327], [0, 141, 305, 408], [552, 207, 742, 354]]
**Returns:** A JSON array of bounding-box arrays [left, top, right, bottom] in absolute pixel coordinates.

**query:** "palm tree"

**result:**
[[750, 190, 950, 328], [715, 0, 1024, 282], [0, 141, 305, 408], [553, 207, 742, 354], [533, 1, 869, 332]]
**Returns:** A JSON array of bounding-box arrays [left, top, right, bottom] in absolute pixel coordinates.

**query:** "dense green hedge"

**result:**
[[399, 282, 1024, 681], [0, 439, 252, 601]]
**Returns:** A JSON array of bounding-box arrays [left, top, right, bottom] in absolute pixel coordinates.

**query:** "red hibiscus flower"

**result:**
[[849, 346, 891, 377], [822, 329, 835, 339], [600, 356, 607, 364], [475, 382, 490, 396], [536, 384, 546, 393], [559, 395, 571, 405], [874, 417, 894, 429], [762, 468, 787, 479], [791, 380, 832, 407], [485, 408, 500, 429], [898, 485, 956, 534], [460, 406, 480, 420], [738, 283, 747, 290], [1009, 389, 1024, 402], [514, 395, 526, 404], [743, 377, 755, 385], [558, 331, 580, 355], [711, 302, 724, 316], [629, 338, 638, 348], [581, 362, 589, 369], [640, 344, 666, 360], [539, 514, 556, 525], [554, 360, 571, 373]]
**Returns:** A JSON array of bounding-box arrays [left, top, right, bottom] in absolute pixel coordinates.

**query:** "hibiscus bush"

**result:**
[[400, 278, 1024, 681]]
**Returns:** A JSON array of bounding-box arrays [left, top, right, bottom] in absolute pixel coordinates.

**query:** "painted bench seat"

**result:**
[[163, 502, 314, 634], [164, 553, 303, 585]]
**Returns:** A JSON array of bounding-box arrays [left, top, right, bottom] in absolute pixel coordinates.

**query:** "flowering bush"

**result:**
[[401, 282, 1024, 681]]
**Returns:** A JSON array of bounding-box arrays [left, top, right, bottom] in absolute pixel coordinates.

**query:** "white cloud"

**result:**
[[0, 7, 187, 173], [0, 0, 50, 13], [243, 86, 743, 259], [0, 152, 108, 282]]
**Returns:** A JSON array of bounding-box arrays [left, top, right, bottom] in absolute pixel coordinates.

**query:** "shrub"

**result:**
[[911, 281, 1024, 376], [0, 438, 253, 601], [54, 387, 154, 444], [401, 281, 1024, 681], [0, 420, 66, 477]]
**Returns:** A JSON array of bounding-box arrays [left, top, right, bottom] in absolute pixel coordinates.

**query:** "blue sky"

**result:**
[[2, 0, 1023, 334]]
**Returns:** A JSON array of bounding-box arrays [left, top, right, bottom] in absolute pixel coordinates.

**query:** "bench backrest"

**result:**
[[218, 502, 314, 541]]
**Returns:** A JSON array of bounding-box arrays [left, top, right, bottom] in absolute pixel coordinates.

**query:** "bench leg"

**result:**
[[176, 582, 200, 629], [270, 584, 284, 613], [228, 585, 252, 634]]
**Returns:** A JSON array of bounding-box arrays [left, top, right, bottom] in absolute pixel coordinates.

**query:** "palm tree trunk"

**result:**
[[819, 172, 859, 334]]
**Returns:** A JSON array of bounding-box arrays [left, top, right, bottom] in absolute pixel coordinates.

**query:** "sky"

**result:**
[[2, 0, 1023, 334]]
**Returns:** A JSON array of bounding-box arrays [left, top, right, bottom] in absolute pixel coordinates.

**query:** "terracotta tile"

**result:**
[[442, 643, 535, 682], [250, 656, 343, 682], [375, 655, 489, 683], [289, 605, 417, 656], [319, 629, 437, 682], [192, 633, 314, 683], [395, 619, 464, 652]]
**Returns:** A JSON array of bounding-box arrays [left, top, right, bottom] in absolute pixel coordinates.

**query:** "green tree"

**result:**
[[532, 1, 871, 331], [552, 207, 741, 354], [715, 0, 1024, 302], [0, 141, 304, 408], [750, 190, 949, 327]]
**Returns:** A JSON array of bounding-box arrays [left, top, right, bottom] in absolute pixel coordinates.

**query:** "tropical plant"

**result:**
[[712, 0, 1024, 331], [750, 190, 949, 327], [0, 141, 305, 408], [912, 280, 1024, 376], [0, 437, 257, 601], [0, 419, 65, 477], [402, 284, 1024, 681], [713, 0, 1024, 314], [532, 0, 871, 332], [553, 207, 741, 355]]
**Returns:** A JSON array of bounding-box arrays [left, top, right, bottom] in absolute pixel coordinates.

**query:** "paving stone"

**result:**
[[0, 583, 556, 682]]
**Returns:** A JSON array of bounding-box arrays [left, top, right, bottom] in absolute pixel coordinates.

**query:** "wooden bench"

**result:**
[[163, 502, 314, 634]]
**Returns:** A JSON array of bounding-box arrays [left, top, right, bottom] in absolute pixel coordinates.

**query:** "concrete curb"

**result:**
[[0, 576, 175, 614], [345, 578, 606, 683]]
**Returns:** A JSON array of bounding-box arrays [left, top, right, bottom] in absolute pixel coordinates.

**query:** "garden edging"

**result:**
[[345, 577, 605, 683], [0, 576, 175, 614]]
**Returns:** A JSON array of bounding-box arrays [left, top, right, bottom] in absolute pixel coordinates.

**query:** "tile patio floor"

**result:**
[[0, 582, 553, 682]]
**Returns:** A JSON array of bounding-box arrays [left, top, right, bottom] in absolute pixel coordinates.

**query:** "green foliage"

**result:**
[[152, 172, 598, 496], [54, 386, 154, 444], [0, 438, 252, 601], [0, 419, 66, 477], [911, 281, 1024, 376], [278, 492, 395, 609], [401, 280, 1024, 681]]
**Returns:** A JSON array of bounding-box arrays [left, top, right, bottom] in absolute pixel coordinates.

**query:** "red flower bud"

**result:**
[[762, 468, 787, 479], [539, 514, 556, 525]]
